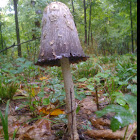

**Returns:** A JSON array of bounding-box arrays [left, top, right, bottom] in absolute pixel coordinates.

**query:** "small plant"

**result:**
[[0, 100, 10, 140], [99, 56, 109, 64], [0, 81, 18, 102], [73, 59, 98, 79], [95, 94, 137, 132]]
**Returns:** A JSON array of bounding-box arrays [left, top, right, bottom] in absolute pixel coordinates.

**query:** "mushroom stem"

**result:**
[[60, 57, 79, 140]]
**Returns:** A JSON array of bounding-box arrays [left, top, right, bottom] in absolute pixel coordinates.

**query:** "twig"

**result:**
[[95, 84, 99, 110], [0, 37, 40, 53], [123, 125, 129, 140]]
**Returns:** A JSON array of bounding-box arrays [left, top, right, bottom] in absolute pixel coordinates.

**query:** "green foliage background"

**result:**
[[0, 0, 137, 59]]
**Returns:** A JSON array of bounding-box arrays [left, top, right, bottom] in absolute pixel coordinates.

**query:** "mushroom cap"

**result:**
[[36, 2, 89, 66]]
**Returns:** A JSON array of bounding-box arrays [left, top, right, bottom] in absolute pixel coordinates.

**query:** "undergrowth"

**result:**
[[0, 53, 137, 134]]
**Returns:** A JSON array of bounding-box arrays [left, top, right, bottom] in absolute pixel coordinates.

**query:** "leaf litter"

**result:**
[[0, 69, 137, 140]]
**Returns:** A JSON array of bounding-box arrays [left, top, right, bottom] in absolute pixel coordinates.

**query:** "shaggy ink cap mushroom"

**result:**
[[36, 2, 89, 67]]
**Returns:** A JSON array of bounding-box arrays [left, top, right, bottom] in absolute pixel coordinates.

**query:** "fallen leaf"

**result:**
[[14, 89, 28, 97], [85, 122, 137, 139], [77, 83, 88, 89], [80, 96, 97, 114], [31, 87, 40, 97], [91, 90, 104, 96], [39, 76, 49, 81], [46, 104, 55, 110], [9, 116, 54, 140], [39, 107, 65, 116], [90, 117, 110, 130]]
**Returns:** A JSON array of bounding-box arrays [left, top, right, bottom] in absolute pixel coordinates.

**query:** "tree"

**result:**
[[0, 0, 137, 56], [71, 0, 76, 26], [88, 0, 92, 45], [13, 0, 22, 57], [83, 0, 87, 45], [130, 0, 134, 53]]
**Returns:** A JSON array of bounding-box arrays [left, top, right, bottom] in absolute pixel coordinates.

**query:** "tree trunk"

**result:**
[[61, 57, 79, 140], [0, 23, 4, 54], [71, 0, 76, 26], [83, 0, 87, 45], [13, 0, 22, 57], [91, 28, 93, 46], [130, 0, 134, 53], [88, 0, 92, 45]]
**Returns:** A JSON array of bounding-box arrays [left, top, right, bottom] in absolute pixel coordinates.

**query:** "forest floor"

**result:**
[[0, 54, 137, 140], [0, 82, 137, 140]]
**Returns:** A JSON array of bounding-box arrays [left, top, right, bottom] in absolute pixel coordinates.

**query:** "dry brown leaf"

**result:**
[[46, 104, 55, 110], [2, 115, 53, 140], [80, 96, 97, 114], [77, 83, 88, 89], [91, 90, 104, 96], [16, 116, 53, 140], [90, 117, 110, 130], [17, 133, 33, 140], [85, 122, 137, 139], [85, 129, 124, 139]]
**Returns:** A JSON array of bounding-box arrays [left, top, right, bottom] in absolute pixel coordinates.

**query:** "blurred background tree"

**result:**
[[0, 0, 137, 60]]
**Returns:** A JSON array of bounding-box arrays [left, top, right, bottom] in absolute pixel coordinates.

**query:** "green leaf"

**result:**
[[114, 111, 134, 127], [111, 118, 121, 132], [118, 81, 128, 86], [16, 57, 25, 62], [37, 92, 45, 97], [16, 67, 24, 74], [111, 92, 123, 97], [95, 105, 128, 118], [96, 104, 135, 131], [86, 85, 94, 91], [94, 77, 100, 83], [24, 61, 33, 67], [116, 97, 126, 106], [78, 78, 87, 82], [87, 77, 94, 82], [43, 98, 50, 105], [124, 94, 137, 117], [96, 72, 109, 79], [75, 91, 86, 100], [127, 84, 137, 95], [76, 106, 80, 114]]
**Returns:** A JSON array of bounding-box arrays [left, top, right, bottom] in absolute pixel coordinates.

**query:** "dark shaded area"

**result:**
[[35, 55, 89, 67]]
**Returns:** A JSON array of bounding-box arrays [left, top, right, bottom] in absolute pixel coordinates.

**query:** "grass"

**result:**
[[0, 100, 10, 140], [0, 81, 18, 102]]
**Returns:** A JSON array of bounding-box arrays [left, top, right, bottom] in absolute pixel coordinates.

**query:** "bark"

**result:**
[[88, 0, 92, 45], [127, 43, 130, 53], [13, 0, 22, 57], [91, 28, 93, 46], [130, 0, 134, 53], [71, 0, 76, 26], [95, 85, 99, 110], [60, 57, 79, 140], [83, 0, 87, 45], [0, 23, 4, 54]]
